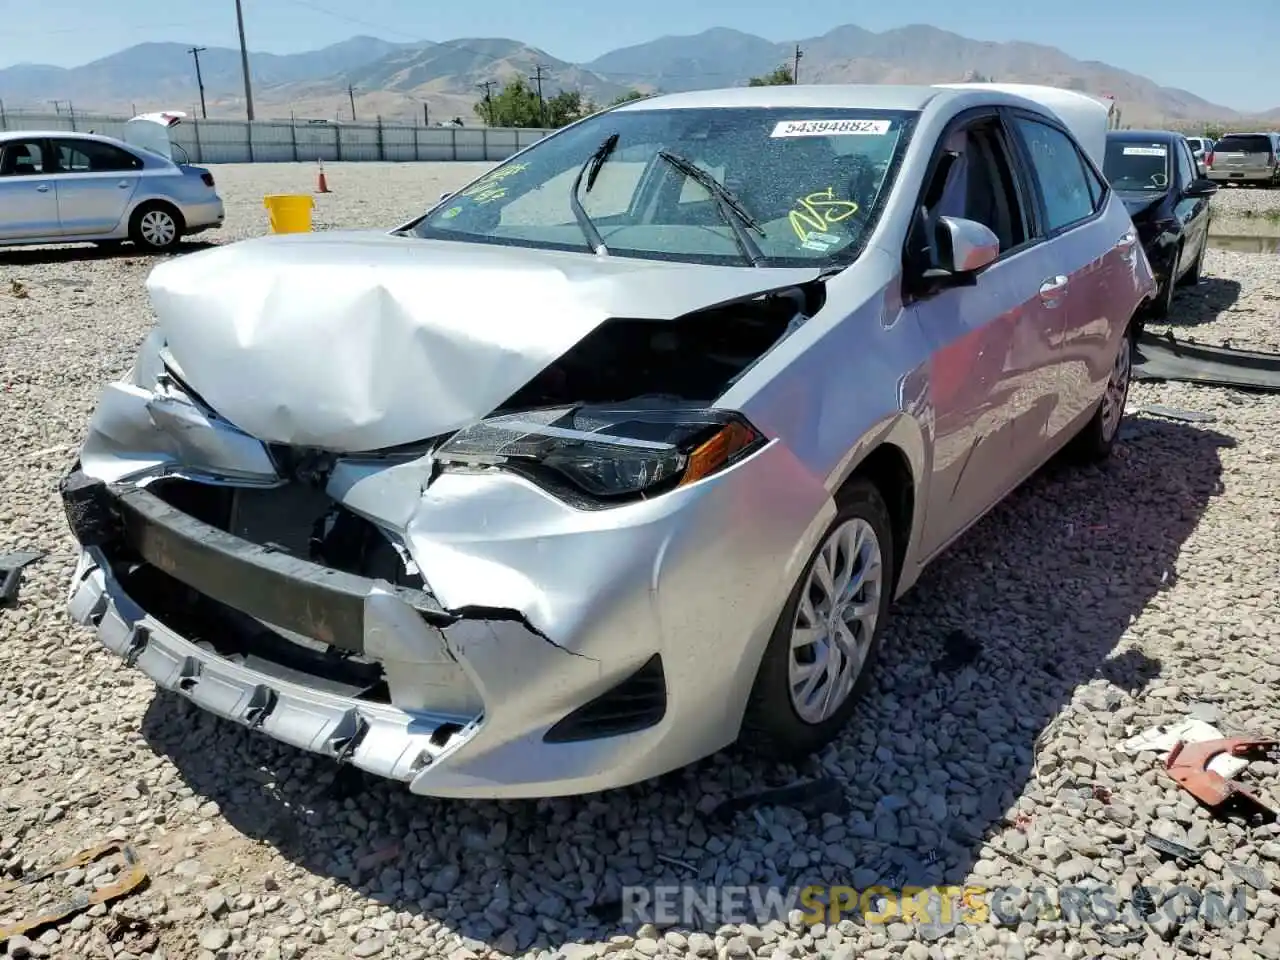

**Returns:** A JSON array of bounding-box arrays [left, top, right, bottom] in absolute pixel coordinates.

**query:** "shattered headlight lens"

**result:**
[[435, 403, 766, 500]]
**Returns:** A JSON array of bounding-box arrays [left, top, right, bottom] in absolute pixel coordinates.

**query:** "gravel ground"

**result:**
[[1, 162, 1279, 960]]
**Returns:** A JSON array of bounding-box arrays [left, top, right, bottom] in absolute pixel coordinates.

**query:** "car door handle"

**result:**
[[1039, 276, 1068, 303], [117, 181, 131, 188], [35, 183, 50, 192], [1115, 230, 1137, 251]]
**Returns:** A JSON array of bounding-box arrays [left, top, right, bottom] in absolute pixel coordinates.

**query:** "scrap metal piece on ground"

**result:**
[[0, 842, 147, 944], [1165, 738, 1280, 824], [708, 777, 849, 822], [0, 550, 45, 608], [1131, 403, 1217, 423], [1123, 718, 1250, 779], [1144, 831, 1204, 863], [1133, 330, 1280, 392]]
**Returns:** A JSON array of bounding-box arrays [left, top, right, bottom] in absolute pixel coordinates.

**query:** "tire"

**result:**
[[129, 203, 184, 252], [1178, 240, 1205, 287], [1146, 251, 1179, 319], [1066, 324, 1133, 463], [742, 477, 896, 760]]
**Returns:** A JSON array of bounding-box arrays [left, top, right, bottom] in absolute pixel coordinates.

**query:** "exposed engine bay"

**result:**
[[499, 283, 824, 410]]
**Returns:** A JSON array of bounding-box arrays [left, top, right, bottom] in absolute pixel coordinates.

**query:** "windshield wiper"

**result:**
[[656, 149, 767, 266], [570, 133, 619, 256]]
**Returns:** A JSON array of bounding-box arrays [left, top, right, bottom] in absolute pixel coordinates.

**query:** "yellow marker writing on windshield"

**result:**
[[460, 162, 529, 199], [789, 188, 860, 242]]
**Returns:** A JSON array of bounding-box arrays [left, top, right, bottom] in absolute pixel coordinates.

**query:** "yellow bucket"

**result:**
[[264, 194, 314, 233]]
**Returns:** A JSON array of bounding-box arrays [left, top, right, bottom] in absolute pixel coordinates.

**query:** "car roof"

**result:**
[[612, 84, 947, 113], [1106, 129, 1182, 141], [0, 130, 131, 146]]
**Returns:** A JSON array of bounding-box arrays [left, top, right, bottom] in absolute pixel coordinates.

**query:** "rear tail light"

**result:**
[[200, 172, 215, 187], [1206, 151, 1214, 168]]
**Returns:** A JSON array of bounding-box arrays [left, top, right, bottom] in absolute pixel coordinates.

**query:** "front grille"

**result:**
[[544, 654, 667, 743]]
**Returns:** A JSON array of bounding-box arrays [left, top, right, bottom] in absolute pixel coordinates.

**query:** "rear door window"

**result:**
[[53, 139, 144, 174], [1014, 117, 1097, 231]]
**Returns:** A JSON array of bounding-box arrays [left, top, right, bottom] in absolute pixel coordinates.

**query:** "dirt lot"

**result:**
[[1, 163, 1279, 960]]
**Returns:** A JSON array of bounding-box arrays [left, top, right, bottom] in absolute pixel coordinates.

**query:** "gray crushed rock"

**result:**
[[0, 164, 1277, 959]]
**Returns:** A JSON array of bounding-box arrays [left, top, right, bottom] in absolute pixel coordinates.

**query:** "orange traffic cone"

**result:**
[[316, 159, 332, 194]]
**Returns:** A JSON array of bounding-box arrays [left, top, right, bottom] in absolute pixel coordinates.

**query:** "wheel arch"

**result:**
[[824, 413, 927, 597]]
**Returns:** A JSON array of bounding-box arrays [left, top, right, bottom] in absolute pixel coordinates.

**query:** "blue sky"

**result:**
[[2, 0, 1277, 112]]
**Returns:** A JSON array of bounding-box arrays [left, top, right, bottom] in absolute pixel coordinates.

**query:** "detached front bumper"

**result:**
[[59, 470, 679, 798]]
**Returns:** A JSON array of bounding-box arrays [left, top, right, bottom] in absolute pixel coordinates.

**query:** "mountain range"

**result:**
[[2, 25, 1275, 127]]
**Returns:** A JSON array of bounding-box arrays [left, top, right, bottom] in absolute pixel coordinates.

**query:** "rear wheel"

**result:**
[[1067, 325, 1133, 463], [742, 478, 895, 759], [129, 203, 183, 252]]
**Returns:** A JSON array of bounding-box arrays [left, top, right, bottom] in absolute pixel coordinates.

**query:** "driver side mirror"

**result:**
[[918, 216, 1000, 289], [1185, 178, 1218, 198]]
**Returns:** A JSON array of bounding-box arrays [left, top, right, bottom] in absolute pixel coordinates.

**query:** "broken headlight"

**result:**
[[434, 404, 766, 500]]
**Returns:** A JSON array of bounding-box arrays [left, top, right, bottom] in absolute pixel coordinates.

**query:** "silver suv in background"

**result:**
[[1206, 132, 1280, 187], [1184, 135, 1213, 176]]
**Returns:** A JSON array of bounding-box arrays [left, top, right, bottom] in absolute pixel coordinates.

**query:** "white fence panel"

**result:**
[[0, 108, 555, 164]]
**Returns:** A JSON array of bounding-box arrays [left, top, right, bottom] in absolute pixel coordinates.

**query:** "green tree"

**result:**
[[546, 89, 595, 127], [748, 65, 793, 86], [1204, 125, 1225, 140], [474, 77, 541, 128], [609, 89, 648, 106], [474, 78, 596, 128]]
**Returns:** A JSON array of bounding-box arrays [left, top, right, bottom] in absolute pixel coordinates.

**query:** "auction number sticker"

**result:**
[[1122, 146, 1167, 156], [771, 119, 892, 138]]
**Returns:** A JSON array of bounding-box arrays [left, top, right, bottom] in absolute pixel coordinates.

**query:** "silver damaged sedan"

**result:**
[[61, 84, 1155, 798]]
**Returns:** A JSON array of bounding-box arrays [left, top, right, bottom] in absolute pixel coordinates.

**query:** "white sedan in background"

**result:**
[[0, 115, 223, 252]]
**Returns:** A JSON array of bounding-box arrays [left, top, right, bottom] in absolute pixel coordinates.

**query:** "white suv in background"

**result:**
[[1184, 135, 1213, 177]]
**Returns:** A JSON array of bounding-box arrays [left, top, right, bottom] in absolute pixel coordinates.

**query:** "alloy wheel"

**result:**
[[1099, 334, 1132, 443], [788, 517, 884, 724]]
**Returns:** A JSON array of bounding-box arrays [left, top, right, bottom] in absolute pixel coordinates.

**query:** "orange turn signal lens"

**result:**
[[679, 420, 763, 487]]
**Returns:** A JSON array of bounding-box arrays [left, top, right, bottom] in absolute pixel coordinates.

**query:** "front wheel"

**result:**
[[129, 203, 183, 252], [741, 478, 895, 760], [1179, 240, 1205, 287], [1067, 326, 1133, 463]]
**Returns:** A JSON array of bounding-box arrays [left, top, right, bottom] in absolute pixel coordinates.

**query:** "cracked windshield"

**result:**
[[413, 108, 912, 265]]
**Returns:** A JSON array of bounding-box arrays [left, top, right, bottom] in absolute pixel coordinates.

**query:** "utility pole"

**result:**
[[478, 81, 495, 126], [530, 64, 547, 127], [188, 46, 208, 119], [792, 44, 803, 85], [49, 100, 63, 115], [348, 84, 357, 122], [234, 0, 255, 121], [423, 102, 429, 126]]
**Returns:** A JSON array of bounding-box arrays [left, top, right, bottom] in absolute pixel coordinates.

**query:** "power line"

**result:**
[[530, 63, 548, 127], [477, 80, 495, 125], [233, 0, 255, 121], [187, 46, 208, 118]]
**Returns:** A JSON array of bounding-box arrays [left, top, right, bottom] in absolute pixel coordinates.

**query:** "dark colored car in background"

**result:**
[[1103, 130, 1217, 319]]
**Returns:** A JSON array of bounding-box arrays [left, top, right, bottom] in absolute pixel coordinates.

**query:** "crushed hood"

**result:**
[[145, 231, 821, 452]]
